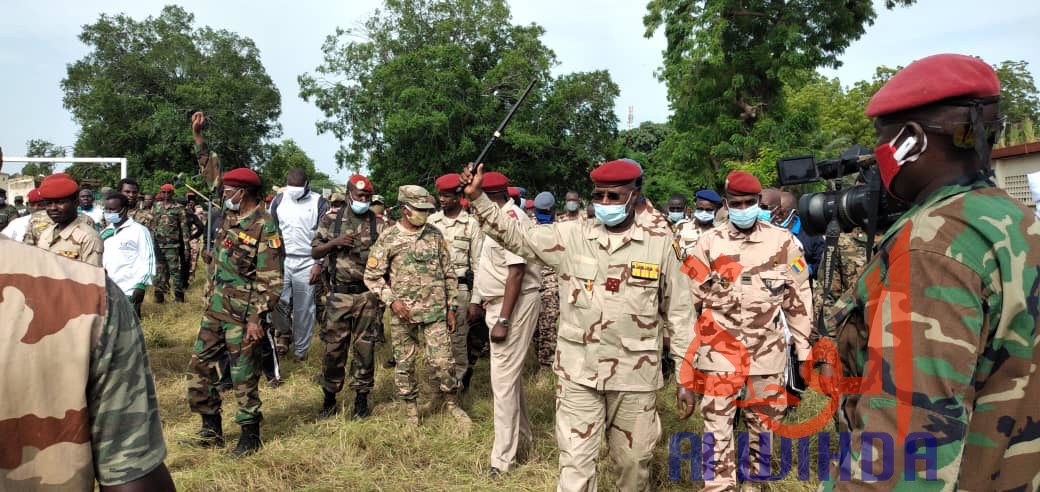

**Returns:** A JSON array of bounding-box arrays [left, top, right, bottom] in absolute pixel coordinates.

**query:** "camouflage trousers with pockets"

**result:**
[[318, 291, 379, 394], [388, 315, 458, 401], [154, 246, 185, 297], [186, 309, 263, 425], [451, 287, 472, 378]]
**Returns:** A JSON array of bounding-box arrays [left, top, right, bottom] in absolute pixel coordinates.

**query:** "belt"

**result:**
[[331, 282, 368, 294]]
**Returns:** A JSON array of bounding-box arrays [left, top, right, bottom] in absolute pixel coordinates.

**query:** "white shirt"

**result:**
[[1, 214, 32, 242], [79, 206, 103, 226], [272, 191, 323, 260], [101, 217, 156, 295]]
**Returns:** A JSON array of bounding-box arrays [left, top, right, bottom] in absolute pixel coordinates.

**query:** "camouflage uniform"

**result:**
[[810, 230, 874, 344], [686, 220, 812, 492], [428, 208, 483, 379], [469, 193, 694, 492], [22, 209, 53, 244], [1, 238, 167, 489], [23, 213, 104, 267], [152, 200, 191, 300], [823, 181, 1040, 490], [534, 264, 559, 366], [556, 211, 584, 223], [312, 206, 386, 396], [129, 206, 155, 231], [186, 205, 284, 426], [673, 218, 712, 260], [364, 222, 459, 403], [189, 204, 206, 279]]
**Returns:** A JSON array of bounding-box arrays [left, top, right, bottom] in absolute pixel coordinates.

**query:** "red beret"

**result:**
[[866, 54, 1000, 118], [222, 167, 261, 188], [348, 174, 373, 192], [27, 189, 43, 203], [590, 159, 642, 186], [725, 171, 762, 195], [524, 199, 534, 209], [37, 175, 79, 199], [160, 183, 175, 192], [508, 187, 520, 198], [482, 172, 509, 192], [435, 173, 461, 192]]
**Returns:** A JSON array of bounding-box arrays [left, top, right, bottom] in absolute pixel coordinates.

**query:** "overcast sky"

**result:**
[[1, 0, 1038, 181]]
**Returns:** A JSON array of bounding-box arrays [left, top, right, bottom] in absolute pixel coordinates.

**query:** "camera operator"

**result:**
[[825, 54, 1040, 489]]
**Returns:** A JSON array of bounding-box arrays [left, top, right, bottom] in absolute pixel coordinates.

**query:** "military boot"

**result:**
[[230, 424, 262, 458], [318, 389, 339, 419], [181, 414, 224, 448], [154, 291, 165, 304], [352, 392, 371, 420], [175, 291, 185, 303], [419, 393, 444, 416], [405, 401, 420, 426], [460, 367, 475, 393], [444, 393, 472, 431]]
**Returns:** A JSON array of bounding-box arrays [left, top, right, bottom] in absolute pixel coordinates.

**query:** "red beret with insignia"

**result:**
[[27, 189, 43, 203], [508, 187, 520, 198], [348, 174, 373, 192], [37, 174, 79, 199], [590, 159, 642, 186], [724, 171, 762, 195], [160, 183, 175, 192], [866, 54, 1000, 118], [435, 173, 461, 192], [222, 168, 261, 188], [482, 172, 509, 192]]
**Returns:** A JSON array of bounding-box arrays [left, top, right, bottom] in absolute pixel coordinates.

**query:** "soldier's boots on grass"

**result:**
[[352, 392, 371, 419], [318, 389, 339, 419], [181, 413, 225, 448], [231, 424, 262, 458], [406, 401, 419, 426]]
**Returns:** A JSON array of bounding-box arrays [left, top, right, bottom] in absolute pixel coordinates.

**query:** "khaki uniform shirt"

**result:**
[[470, 193, 694, 392], [24, 214, 104, 267], [474, 202, 542, 299], [428, 208, 484, 283]]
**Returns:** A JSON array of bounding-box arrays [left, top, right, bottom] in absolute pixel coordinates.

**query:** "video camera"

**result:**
[[776, 145, 909, 238]]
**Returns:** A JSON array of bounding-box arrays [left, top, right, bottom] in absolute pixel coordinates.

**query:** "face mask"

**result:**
[[758, 209, 772, 222], [594, 203, 630, 227], [875, 126, 927, 195], [224, 189, 243, 211], [80, 203, 93, 211], [284, 185, 307, 201], [694, 210, 715, 223], [565, 200, 579, 212], [729, 204, 760, 229], [351, 200, 370, 215], [104, 212, 123, 225], [668, 211, 685, 223], [535, 211, 554, 224], [406, 208, 429, 227], [778, 210, 795, 228]]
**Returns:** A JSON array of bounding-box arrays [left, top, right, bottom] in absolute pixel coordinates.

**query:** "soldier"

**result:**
[[665, 193, 688, 226], [824, 54, 1040, 490], [141, 193, 155, 211], [558, 190, 583, 222], [311, 174, 385, 419], [531, 191, 559, 368], [1, 152, 175, 492], [364, 185, 467, 427], [0, 187, 17, 230], [460, 160, 695, 491], [684, 171, 813, 492], [152, 183, 191, 303], [429, 173, 484, 390], [677, 189, 722, 258], [25, 174, 104, 266], [185, 166, 283, 457]]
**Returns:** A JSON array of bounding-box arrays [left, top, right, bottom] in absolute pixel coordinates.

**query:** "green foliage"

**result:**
[[21, 139, 66, 176], [994, 60, 1040, 147], [299, 0, 619, 202], [256, 139, 329, 191], [61, 5, 281, 189]]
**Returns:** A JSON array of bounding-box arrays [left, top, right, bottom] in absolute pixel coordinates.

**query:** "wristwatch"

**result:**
[[496, 317, 512, 327]]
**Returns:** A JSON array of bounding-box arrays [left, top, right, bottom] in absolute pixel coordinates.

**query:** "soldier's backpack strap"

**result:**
[[368, 210, 377, 245], [327, 205, 348, 285]]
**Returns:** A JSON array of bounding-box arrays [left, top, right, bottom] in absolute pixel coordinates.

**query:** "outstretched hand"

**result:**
[[191, 112, 205, 134], [458, 163, 484, 201]]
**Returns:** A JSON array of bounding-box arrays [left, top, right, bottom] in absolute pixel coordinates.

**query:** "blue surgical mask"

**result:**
[[565, 200, 580, 212], [729, 205, 760, 229], [350, 200, 370, 215], [594, 203, 630, 226], [758, 209, 772, 222], [779, 210, 795, 229], [694, 210, 715, 223], [668, 211, 685, 223], [535, 211, 554, 224], [104, 212, 123, 225]]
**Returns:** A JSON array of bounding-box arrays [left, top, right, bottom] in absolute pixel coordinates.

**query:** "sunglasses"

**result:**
[[590, 189, 634, 202]]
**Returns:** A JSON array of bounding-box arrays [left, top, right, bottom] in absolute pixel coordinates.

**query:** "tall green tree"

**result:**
[[644, 0, 915, 187], [61, 5, 282, 188], [994, 60, 1039, 146], [299, 0, 619, 201], [21, 139, 66, 176], [257, 139, 333, 192]]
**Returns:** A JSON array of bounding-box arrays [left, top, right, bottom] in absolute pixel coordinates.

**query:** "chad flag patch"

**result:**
[[789, 256, 807, 274], [267, 234, 282, 249]]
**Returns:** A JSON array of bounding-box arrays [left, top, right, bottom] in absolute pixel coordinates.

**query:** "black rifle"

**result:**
[[459, 77, 538, 191]]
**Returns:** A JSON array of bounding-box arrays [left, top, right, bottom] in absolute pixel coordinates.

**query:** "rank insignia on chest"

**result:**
[[672, 239, 682, 260], [268, 234, 282, 248], [630, 261, 660, 280], [605, 277, 621, 292], [237, 231, 258, 246], [789, 256, 807, 274], [223, 237, 233, 249]]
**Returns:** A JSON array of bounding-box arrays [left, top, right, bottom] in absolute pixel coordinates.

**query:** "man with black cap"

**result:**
[[461, 159, 694, 491], [25, 173, 104, 266], [825, 53, 1040, 490]]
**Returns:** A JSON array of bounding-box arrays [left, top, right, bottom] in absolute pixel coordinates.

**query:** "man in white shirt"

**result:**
[[78, 188, 104, 229], [269, 168, 330, 361], [1, 189, 43, 242], [100, 192, 155, 317]]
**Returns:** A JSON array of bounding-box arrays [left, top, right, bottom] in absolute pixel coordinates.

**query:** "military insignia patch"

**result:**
[[630, 261, 660, 280], [672, 238, 683, 260], [58, 250, 79, 259], [506, 209, 518, 219], [605, 277, 621, 292], [237, 232, 258, 246], [584, 279, 594, 291], [367, 257, 379, 268], [223, 238, 233, 249], [268, 235, 282, 248], [789, 256, 807, 274]]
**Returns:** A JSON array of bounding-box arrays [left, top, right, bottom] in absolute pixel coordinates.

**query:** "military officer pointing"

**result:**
[[24, 173, 104, 266], [461, 160, 694, 492]]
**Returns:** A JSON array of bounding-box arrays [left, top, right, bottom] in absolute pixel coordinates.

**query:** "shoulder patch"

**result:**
[[789, 256, 807, 274], [506, 209, 518, 219], [366, 257, 379, 268], [267, 234, 282, 249]]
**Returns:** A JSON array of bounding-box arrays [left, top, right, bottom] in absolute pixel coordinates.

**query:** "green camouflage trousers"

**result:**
[[186, 309, 263, 425], [389, 315, 458, 401], [154, 246, 185, 296], [319, 291, 379, 394]]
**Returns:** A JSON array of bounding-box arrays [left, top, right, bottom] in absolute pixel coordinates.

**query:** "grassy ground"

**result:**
[[144, 273, 832, 491]]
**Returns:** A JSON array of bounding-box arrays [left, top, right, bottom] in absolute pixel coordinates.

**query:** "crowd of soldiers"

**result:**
[[3, 53, 1040, 491]]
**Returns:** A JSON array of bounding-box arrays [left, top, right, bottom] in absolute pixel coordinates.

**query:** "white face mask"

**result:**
[[224, 189, 243, 211], [284, 185, 307, 201]]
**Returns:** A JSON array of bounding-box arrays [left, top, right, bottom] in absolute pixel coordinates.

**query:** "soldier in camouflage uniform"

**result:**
[[0, 188, 17, 230], [364, 185, 468, 427], [186, 114, 284, 457], [1, 154, 174, 491], [429, 173, 485, 386], [684, 171, 813, 492], [823, 54, 1040, 490], [24, 174, 104, 266], [152, 183, 191, 303], [557, 190, 583, 223], [119, 178, 154, 231], [311, 174, 386, 420], [461, 160, 695, 491]]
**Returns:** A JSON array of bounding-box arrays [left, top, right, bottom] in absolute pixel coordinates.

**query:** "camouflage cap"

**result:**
[[372, 194, 385, 204], [398, 185, 435, 211], [329, 192, 347, 203]]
